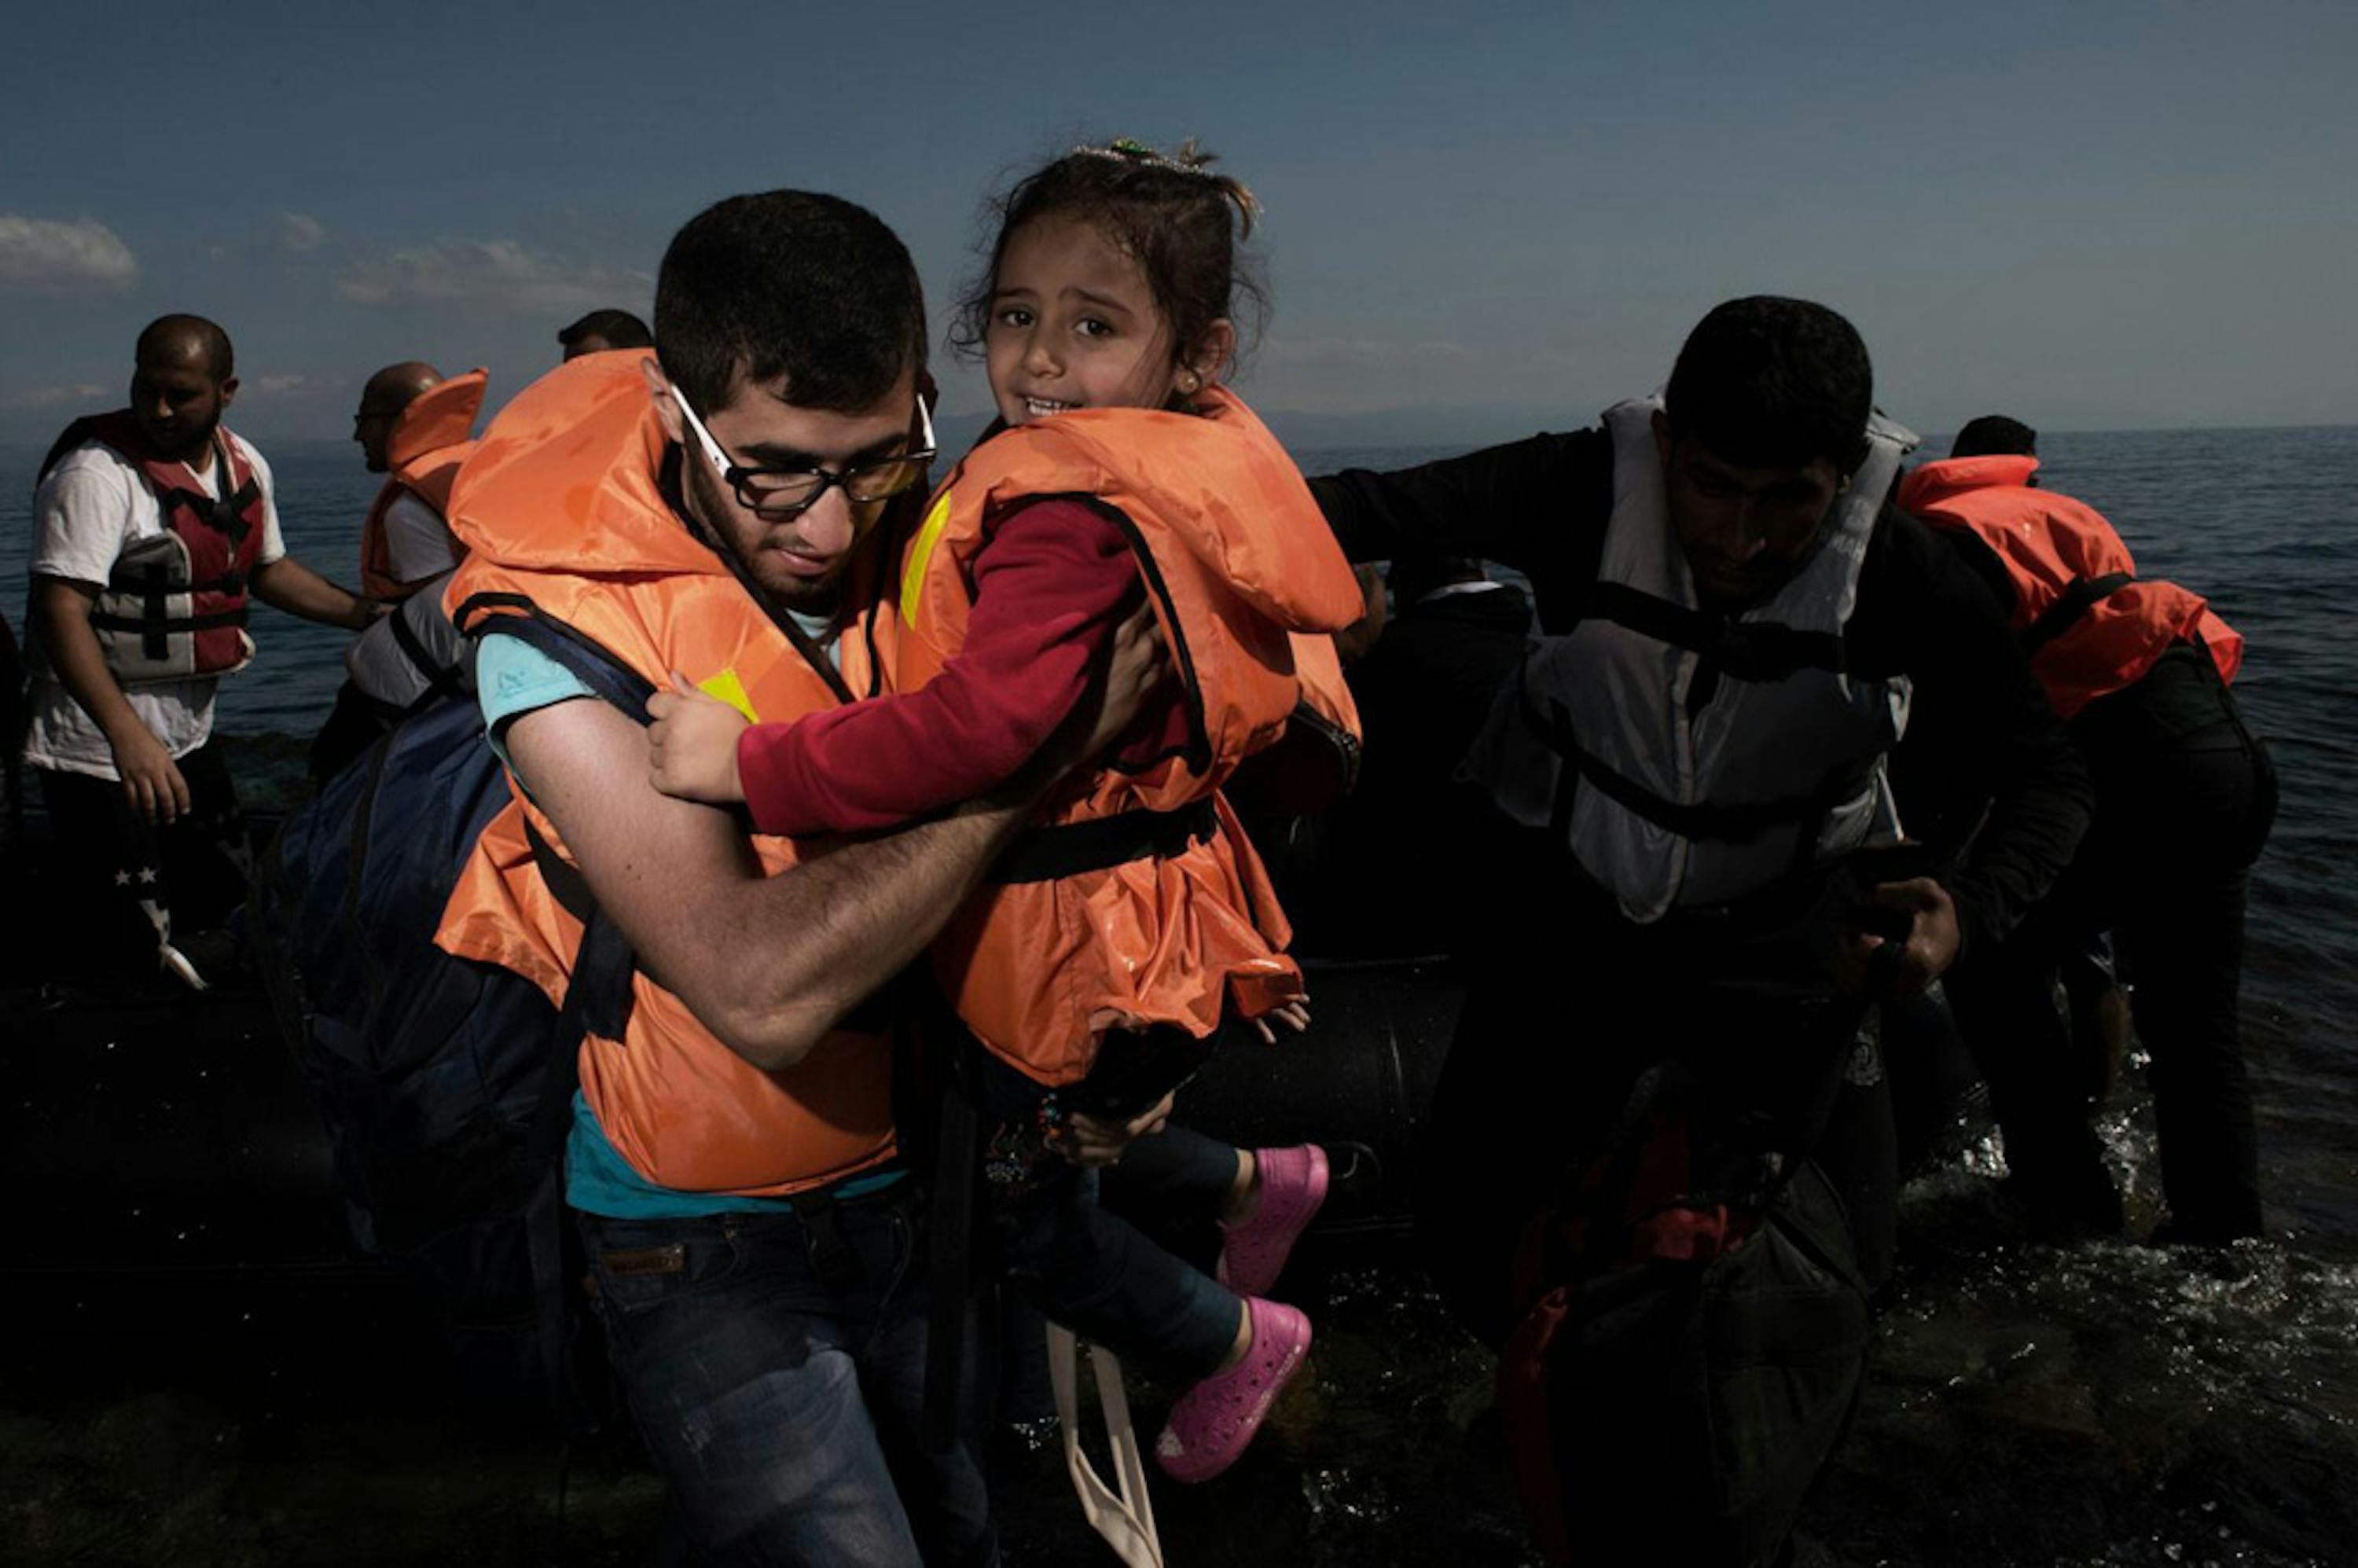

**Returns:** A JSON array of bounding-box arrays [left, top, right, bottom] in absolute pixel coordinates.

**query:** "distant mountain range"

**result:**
[[13, 404, 2340, 472], [0, 402, 1574, 468], [922, 405, 1570, 461]]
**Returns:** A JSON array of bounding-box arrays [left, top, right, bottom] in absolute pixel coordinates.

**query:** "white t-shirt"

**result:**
[[23, 431, 288, 779], [345, 565, 468, 710], [380, 487, 458, 586]]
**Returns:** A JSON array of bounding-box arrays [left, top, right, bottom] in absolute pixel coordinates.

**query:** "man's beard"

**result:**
[[678, 448, 841, 622], [145, 406, 221, 464]]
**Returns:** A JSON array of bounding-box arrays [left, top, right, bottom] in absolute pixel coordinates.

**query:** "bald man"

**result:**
[[354, 362, 441, 469], [351, 361, 464, 597], [26, 314, 382, 989], [309, 359, 485, 778]]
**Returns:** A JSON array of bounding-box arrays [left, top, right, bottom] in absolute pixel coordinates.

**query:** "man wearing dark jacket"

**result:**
[[1901, 414, 2274, 1243], [1296, 556, 1532, 956], [1309, 297, 2092, 1566]]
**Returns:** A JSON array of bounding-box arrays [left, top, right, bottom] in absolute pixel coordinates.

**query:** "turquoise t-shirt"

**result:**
[[474, 626, 898, 1220]]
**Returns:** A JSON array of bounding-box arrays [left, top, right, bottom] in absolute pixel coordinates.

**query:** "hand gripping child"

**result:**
[[645, 140, 1361, 1482]]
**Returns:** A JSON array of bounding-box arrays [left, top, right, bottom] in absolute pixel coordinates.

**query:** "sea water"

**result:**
[[5, 427, 2355, 1563]]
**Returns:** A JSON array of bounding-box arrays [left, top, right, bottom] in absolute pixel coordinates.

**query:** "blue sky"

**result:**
[[4, 1, 2353, 445]]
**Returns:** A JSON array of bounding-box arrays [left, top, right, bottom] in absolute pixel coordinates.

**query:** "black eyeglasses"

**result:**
[[672, 384, 936, 520]]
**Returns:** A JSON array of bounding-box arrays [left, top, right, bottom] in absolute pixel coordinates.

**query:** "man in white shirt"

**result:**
[[24, 314, 382, 988]]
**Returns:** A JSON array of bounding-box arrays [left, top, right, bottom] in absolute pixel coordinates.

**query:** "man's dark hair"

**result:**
[[656, 192, 926, 417], [1950, 414, 2037, 459], [135, 314, 234, 383], [556, 308, 653, 352], [1662, 296, 1872, 473]]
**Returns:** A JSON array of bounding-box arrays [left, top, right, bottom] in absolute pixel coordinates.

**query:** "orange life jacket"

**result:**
[[360, 370, 487, 602], [432, 354, 898, 1199], [1898, 454, 2243, 720], [37, 412, 268, 682], [894, 388, 1366, 1085]]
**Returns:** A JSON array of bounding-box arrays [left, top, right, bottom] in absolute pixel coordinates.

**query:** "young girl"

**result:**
[[647, 140, 1363, 1482]]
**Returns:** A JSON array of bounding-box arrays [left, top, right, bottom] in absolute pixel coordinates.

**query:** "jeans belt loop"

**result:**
[[796, 1190, 862, 1294]]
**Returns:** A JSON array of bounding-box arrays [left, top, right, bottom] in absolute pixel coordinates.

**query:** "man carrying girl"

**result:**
[[648, 141, 1357, 1484]]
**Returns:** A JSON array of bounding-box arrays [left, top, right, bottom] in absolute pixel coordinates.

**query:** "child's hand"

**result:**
[[1248, 1000, 1312, 1045], [646, 672, 751, 804], [1059, 1091, 1177, 1168]]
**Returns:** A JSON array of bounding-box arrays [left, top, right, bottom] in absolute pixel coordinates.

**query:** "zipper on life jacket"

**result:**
[[1284, 696, 1364, 798]]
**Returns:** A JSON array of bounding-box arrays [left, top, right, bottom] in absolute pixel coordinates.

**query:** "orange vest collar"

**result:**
[[446, 354, 726, 580], [1901, 454, 2039, 509], [386, 369, 489, 470]]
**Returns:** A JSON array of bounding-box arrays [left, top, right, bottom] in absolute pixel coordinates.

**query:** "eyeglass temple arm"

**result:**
[[670, 384, 733, 476]]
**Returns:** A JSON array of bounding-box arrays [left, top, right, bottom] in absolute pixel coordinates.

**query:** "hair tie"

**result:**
[[1075, 138, 1213, 178]]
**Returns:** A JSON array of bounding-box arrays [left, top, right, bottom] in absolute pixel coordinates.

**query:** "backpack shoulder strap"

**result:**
[[468, 602, 658, 723], [468, 605, 659, 1046]]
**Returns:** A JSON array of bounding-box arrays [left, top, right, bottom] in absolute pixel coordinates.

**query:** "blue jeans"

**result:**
[[581, 1186, 997, 1567], [1103, 1122, 1247, 1215], [975, 1049, 1243, 1380]]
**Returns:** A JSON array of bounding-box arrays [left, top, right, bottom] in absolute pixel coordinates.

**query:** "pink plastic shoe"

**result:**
[[1155, 1297, 1312, 1483], [1217, 1144, 1330, 1297]]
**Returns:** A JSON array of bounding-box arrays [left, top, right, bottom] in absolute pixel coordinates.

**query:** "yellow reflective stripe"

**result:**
[[899, 490, 954, 628], [696, 666, 759, 723]]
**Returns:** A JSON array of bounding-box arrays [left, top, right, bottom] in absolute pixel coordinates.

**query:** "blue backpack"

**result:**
[[249, 614, 651, 1429]]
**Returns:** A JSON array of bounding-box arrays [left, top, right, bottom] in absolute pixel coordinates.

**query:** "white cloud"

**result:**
[[3, 382, 108, 410], [336, 239, 648, 314], [0, 215, 138, 290], [248, 374, 310, 396], [280, 212, 329, 252]]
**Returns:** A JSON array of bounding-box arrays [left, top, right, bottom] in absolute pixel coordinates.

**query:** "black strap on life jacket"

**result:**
[[1060, 493, 1216, 777], [523, 907, 597, 1433], [468, 604, 659, 725], [920, 1009, 985, 1453], [89, 582, 251, 661], [2020, 571, 2136, 657], [1584, 582, 1850, 682], [472, 607, 659, 1045], [154, 483, 261, 555], [988, 798, 1218, 884], [102, 556, 255, 600], [1525, 684, 1868, 846], [149, 435, 263, 578], [38, 419, 261, 549], [86, 437, 264, 660], [385, 598, 468, 717], [521, 813, 642, 1045]]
